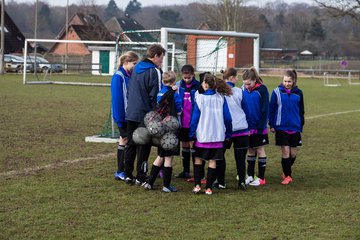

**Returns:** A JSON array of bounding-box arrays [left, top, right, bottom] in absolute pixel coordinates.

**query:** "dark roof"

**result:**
[[1, 6, 29, 54], [105, 16, 156, 42]]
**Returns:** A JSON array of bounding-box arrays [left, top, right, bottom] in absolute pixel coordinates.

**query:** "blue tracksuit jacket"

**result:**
[[269, 85, 305, 132]]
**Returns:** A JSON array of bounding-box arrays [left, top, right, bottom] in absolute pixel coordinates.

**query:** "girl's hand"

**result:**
[[270, 128, 275, 133], [172, 85, 178, 91]]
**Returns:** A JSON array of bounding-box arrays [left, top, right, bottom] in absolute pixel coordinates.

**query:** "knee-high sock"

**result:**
[[247, 155, 256, 177], [282, 158, 292, 177], [117, 145, 125, 173], [258, 157, 267, 180], [163, 167, 173, 188], [193, 164, 202, 186], [235, 148, 247, 183], [148, 165, 161, 186], [205, 167, 217, 190], [182, 147, 191, 173], [216, 159, 226, 185], [290, 156, 296, 166]]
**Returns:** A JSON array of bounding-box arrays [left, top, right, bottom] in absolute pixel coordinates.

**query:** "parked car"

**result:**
[[4, 54, 38, 73], [27, 56, 63, 73]]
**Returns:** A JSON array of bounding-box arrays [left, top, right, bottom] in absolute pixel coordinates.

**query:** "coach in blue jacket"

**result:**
[[124, 44, 166, 185]]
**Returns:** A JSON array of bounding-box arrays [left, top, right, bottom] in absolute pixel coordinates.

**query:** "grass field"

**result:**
[[1, 74, 360, 239]]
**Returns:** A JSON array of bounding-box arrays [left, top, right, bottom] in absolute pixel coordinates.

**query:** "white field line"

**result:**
[[1, 109, 359, 178], [0, 153, 115, 178], [305, 109, 360, 120]]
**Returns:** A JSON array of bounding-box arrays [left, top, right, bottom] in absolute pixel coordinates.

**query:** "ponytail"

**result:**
[[118, 51, 139, 68], [203, 74, 232, 96], [221, 67, 238, 80], [242, 67, 263, 84]]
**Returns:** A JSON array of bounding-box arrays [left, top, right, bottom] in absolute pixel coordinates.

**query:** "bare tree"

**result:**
[[314, 0, 360, 22]]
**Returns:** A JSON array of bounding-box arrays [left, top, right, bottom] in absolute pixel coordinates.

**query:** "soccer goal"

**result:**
[[323, 72, 341, 87], [23, 38, 175, 86], [348, 71, 360, 85]]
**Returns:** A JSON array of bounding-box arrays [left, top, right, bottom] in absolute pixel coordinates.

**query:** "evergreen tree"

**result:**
[[158, 9, 182, 28], [308, 18, 326, 41], [125, 0, 141, 17], [105, 0, 120, 18]]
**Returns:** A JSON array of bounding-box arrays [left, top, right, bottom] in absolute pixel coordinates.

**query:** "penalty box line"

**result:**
[[1, 109, 359, 178]]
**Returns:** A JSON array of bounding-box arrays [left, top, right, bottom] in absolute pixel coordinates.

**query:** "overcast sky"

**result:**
[[11, 0, 315, 8]]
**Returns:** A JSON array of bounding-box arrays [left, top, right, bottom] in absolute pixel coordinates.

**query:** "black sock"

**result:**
[[148, 165, 161, 186], [291, 156, 296, 166], [200, 161, 206, 179], [282, 158, 292, 177], [182, 147, 191, 173], [258, 157, 267, 180], [205, 167, 217, 189], [194, 164, 202, 186], [216, 159, 226, 185], [163, 167, 172, 188], [235, 148, 247, 183], [247, 155, 256, 177], [117, 145, 125, 172]]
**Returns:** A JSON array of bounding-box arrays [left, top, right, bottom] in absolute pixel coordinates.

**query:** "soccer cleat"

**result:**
[[175, 171, 191, 178], [162, 185, 178, 193], [192, 185, 201, 194], [249, 177, 266, 186], [205, 188, 213, 195], [135, 179, 147, 186], [238, 182, 247, 191], [201, 178, 207, 185], [143, 182, 153, 190], [114, 171, 126, 181], [186, 177, 195, 182], [125, 177, 134, 185], [281, 176, 293, 185], [213, 182, 226, 189], [245, 176, 254, 185]]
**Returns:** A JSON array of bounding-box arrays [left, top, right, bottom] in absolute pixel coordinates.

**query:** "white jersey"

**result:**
[[225, 87, 248, 132], [195, 92, 226, 142]]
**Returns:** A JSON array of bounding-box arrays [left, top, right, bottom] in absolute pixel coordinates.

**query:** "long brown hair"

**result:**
[[203, 74, 232, 96], [242, 67, 263, 84], [221, 67, 238, 80]]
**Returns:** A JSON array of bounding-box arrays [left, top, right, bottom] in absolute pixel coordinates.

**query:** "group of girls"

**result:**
[[111, 50, 305, 195]]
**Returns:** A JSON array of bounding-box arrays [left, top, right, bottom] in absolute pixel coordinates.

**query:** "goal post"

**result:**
[[159, 27, 260, 73]]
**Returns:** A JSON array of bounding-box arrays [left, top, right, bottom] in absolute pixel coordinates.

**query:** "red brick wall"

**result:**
[[50, 28, 90, 55]]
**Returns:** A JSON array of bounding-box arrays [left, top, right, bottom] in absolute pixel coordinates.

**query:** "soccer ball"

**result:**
[[144, 111, 162, 128], [151, 136, 161, 147], [162, 115, 180, 133], [160, 132, 179, 150], [147, 121, 165, 137], [132, 127, 151, 145]]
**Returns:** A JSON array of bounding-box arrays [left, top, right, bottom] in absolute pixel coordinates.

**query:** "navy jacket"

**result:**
[[126, 59, 161, 122], [177, 77, 200, 107], [269, 85, 305, 132], [110, 66, 130, 128]]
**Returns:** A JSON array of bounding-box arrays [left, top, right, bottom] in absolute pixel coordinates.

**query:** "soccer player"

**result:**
[[269, 70, 305, 185], [189, 74, 232, 195], [242, 67, 269, 186], [175, 65, 200, 180], [111, 51, 139, 181], [144, 71, 182, 192], [219, 68, 249, 190]]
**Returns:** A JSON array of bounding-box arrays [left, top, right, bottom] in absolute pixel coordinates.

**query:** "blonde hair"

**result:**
[[162, 71, 176, 85], [118, 51, 139, 68]]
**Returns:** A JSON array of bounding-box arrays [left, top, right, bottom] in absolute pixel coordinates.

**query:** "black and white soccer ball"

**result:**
[[132, 127, 151, 145], [162, 115, 180, 133], [160, 132, 179, 150], [147, 121, 165, 137], [144, 111, 162, 128]]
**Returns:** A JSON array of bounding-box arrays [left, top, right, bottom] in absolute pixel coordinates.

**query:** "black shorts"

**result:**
[[118, 122, 128, 138], [224, 135, 249, 149], [275, 131, 302, 147], [249, 134, 269, 148], [179, 127, 190, 142], [157, 145, 180, 157], [194, 147, 223, 161]]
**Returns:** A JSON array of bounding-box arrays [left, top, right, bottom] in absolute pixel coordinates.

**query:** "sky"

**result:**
[[11, 0, 315, 8]]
